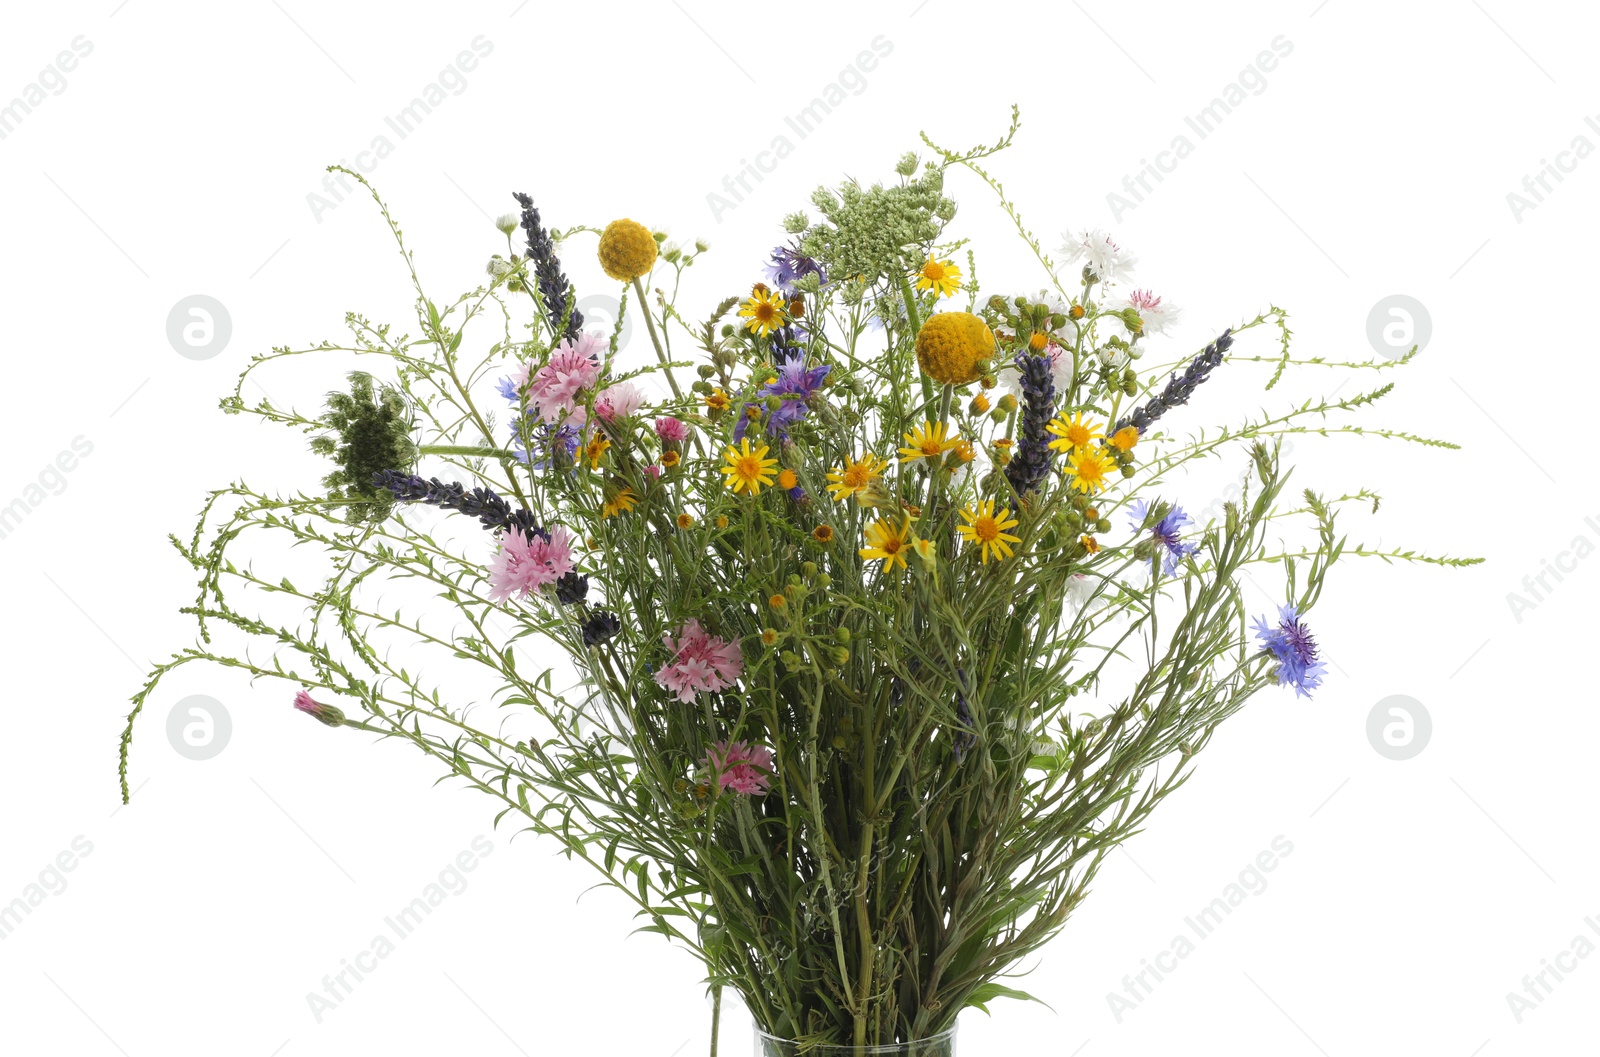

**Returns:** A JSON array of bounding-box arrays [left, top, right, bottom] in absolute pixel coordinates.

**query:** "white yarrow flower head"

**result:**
[[495, 213, 520, 236], [1059, 228, 1137, 286], [1121, 289, 1181, 336]]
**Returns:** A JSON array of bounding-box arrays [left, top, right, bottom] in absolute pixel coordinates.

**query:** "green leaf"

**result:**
[[964, 982, 1053, 1015]]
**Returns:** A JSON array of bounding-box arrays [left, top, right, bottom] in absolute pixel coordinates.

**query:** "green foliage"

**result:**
[[312, 371, 418, 523]]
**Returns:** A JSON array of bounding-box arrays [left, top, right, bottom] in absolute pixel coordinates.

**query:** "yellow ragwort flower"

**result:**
[[777, 468, 798, 490], [859, 515, 914, 572], [1110, 425, 1140, 452], [825, 452, 886, 504], [676, 512, 695, 529], [914, 256, 963, 298], [1066, 446, 1118, 495], [715, 515, 730, 529], [768, 593, 786, 609], [585, 435, 611, 467], [705, 389, 731, 413], [957, 500, 1022, 563], [1081, 535, 1100, 554], [1047, 412, 1105, 454], [602, 487, 638, 518], [720, 438, 778, 495], [761, 628, 779, 645], [915, 311, 993, 386], [739, 285, 789, 338], [812, 524, 835, 544], [899, 421, 959, 463], [662, 451, 681, 468], [597, 218, 658, 281]]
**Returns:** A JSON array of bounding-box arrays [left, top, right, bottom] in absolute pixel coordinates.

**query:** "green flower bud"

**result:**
[[1120, 464, 1136, 479], [832, 647, 851, 666], [801, 561, 819, 579], [494, 213, 519, 236], [815, 573, 832, 588], [835, 626, 850, 644], [695, 239, 710, 252], [1095, 518, 1111, 534], [997, 394, 1018, 413]]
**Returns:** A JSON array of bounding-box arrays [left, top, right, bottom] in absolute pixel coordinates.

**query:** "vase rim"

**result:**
[[753, 1023, 958, 1052]]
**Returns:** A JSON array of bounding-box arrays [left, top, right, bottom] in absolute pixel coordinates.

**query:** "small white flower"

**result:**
[[1119, 289, 1181, 336], [1059, 228, 1137, 286], [486, 256, 513, 278], [494, 213, 519, 236]]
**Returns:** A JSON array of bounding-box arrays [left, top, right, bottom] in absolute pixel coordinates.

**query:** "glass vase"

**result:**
[[753, 1026, 957, 1056]]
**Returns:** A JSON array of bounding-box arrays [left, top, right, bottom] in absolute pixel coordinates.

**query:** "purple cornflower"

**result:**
[[1129, 498, 1197, 577], [764, 242, 827, 294], [734, 352, 831, 441], [1004, 351, 1057, 497], [1253, 604, 1328, 699]]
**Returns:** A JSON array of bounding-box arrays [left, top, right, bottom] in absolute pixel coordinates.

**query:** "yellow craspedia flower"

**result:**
[[1047, 412, 1105, 454], [720, 438, 778, 495], [914, 256, 963, 298], [860, 515, 913, 572], [898, 421, 958, 463], [1066, 446, 1117, 494], [597, 218, 657, 281], [915, 311, 993, 387], [825, 452, 887, 504], [739, 285, 789, 338], [957, 500, 1022, 564]]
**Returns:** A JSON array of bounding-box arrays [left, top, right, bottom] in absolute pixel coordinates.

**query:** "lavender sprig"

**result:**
[[1004, 350, 1057, 497], [373, 471, 544, 540], [511, 192, 583, 344], [1115, 329, 1233, 434]]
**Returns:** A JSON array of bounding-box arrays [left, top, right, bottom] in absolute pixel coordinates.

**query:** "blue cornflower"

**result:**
[[1129, 498, 1197, 577], [734, 352, 831, 441], [511, 422, 580, 470], [1253, 604, 1328, 699], [764, 242, 827, 294]]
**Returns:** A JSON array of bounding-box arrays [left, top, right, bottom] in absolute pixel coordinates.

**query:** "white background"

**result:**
[[0, 1, 1594, 1054]]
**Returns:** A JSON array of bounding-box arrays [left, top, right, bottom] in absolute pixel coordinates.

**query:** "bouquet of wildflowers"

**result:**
[[122, 113, 1473, 1050]]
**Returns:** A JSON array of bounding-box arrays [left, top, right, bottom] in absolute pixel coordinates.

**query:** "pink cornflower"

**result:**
[[654, 619, 743, 703], [654, 416, 690, 443], [644, 464, 662, 481], [595, 381, 646, 423], [487, 526, 576, 602], [703, 740, 774, 796], [527, 331, 605, 424]]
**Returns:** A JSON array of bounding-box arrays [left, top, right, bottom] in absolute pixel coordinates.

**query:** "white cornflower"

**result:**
[[1059, 228, 1138, 286], [495, 213, 519, 236], [1119, 288, 1181, 336]]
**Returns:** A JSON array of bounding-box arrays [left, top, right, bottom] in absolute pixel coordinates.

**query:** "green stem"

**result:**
[[895, 271, 935, 412], [633, 276, 685, 402], [710, 985, 721, 1057], [418, 444, 518, 460]]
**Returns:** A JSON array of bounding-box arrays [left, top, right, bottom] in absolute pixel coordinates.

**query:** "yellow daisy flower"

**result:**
[[956, 500, 1022, 563], [585, 435, 611, 467], [1109, 425, 1140, 452], [705, 389, 731, 413], [825, 453, 886, 504], [720, 438, 778, 495], [860, 515, 914, 572], [602, 487, 637, 518], [914, 256, 963, 298], [1047, 412, 1104, 454], [899, 421, 958, 463], [739, 285, 789, 337], [1066, 446, 1118, 494]]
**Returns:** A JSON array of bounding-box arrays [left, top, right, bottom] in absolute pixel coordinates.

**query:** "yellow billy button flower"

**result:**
[[915, 311, 993, 386], [1110, 425, 1140, 452], [859, 515, 914, 572], [597, 218, 658, 281], [825, 452, 886, 504], [1047, 411, 1104, 454], [1066, 446, 1118, 494], [602, 487, 637, 518], [914, 256, 963, 298], [957, 500, 1022, 563], [720, 438, 779, 495], [898, 421, 958, 463], [739, 284, 789, 338]]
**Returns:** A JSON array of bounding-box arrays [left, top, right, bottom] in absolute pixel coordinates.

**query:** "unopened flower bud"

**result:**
[[835, 626, 850, 644], [832, 647, 851, 666], [801, 561, 819, 579], [293, 690, 345, 728], [494, 213, 519, 236]]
